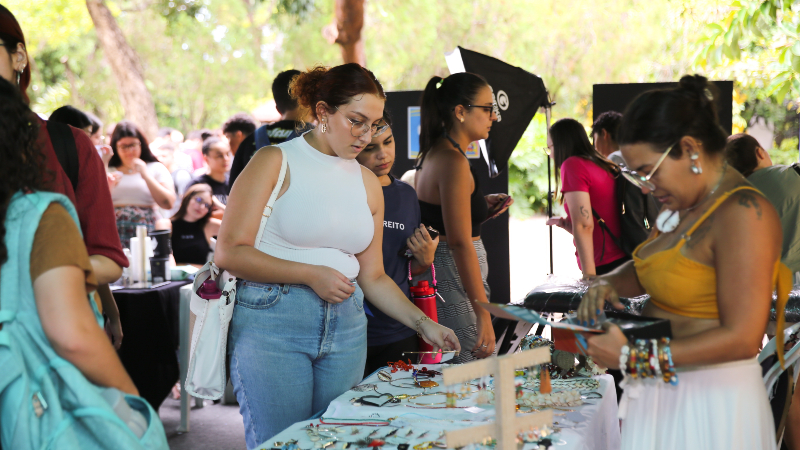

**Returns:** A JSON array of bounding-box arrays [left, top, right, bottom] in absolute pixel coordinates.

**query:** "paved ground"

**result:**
[[159, 215, 580, 449]]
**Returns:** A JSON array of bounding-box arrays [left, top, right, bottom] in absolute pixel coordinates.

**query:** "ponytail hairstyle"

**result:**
[[725, 133, 763, 177], [289, 63, 385, 127], [550, 118, 618, 197], [418, 73, 489, 166], [617, 74, 728, 157]]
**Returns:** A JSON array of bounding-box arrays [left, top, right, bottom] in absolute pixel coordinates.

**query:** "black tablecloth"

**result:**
[[114, 281, 190, 410], [523, 284, 800, 322]]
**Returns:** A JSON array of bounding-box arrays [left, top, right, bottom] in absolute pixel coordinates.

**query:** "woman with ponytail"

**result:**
[[576, 75, 789, 449], [414, 73, 511, 363], [215, 64, 460, 447]]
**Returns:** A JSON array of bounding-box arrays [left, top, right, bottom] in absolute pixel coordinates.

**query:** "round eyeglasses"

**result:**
[[193, 196, 212, 210], [620, 141, 677, 191], [333, 106, 389, 138]]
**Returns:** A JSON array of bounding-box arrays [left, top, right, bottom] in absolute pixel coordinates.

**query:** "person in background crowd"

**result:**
[[222, 113, 258, 155], [158, 126, 185, 146], [181, 129, 212, 171], [355, 110, 439, 376], [726, 133, 800, 274], [49, 105, 92, 134], [578, 75, 788, 450], [189, 136, 231, 217], [547, 118, 628, 278], [229, 69, 309, 189], [107, 120, 175, 246], [215, 63, 460, 446], [171, 183, 220, 267], [48, 105, 118, 190], [153, 141, 194, 197], [0, 79, 141, 450], [592, 110, 624, 165], [1, 7, 129, 350], [415, 72, 511, 363]]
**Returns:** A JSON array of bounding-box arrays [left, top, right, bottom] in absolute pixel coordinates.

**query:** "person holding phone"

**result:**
[[414, 73, 512, 364], [355, 109, 439, 376]]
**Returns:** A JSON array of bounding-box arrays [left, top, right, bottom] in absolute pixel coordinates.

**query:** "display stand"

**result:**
[[441, 347, 552, 450]]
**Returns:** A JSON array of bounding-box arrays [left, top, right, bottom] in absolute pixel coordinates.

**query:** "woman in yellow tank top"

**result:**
[[577, 75, 791, 450]]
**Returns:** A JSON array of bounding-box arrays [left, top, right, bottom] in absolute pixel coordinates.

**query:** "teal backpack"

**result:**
[[0, 191, 169, 449]]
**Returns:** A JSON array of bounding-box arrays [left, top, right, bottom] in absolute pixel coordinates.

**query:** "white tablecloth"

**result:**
[[260, 367, 620, 450]]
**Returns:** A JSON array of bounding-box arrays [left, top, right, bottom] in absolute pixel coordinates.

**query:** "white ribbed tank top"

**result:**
[[256, 136, 374, 279]]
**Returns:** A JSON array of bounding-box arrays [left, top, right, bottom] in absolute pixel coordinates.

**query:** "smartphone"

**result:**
[[487, 195, 513, 219], [398, 226, 440, 257]]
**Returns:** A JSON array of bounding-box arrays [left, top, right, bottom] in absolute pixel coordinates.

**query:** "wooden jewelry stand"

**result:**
[[441, 346, 552, 450]]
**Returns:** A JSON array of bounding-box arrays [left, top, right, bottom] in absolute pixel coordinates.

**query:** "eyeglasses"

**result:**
[[333, 106, 390, 137], [117, 141, 141, 152], [620, 141, 677, 191], [193, 196, 212, 210], [466, 103, 499, 116]]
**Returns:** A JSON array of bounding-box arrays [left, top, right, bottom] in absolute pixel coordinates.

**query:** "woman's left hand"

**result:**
[[418, 319, 461, 354], [485, 194, 513, 216], [586, 322, 628, 369]]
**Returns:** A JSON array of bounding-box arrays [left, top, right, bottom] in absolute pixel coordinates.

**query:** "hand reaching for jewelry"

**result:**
[[418, 319, 461, 354]]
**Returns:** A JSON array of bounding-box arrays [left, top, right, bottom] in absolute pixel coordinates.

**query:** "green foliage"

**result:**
[[772, 137, 800, 166], [696, 0, 800, 104], [508, 115, 550, 216]]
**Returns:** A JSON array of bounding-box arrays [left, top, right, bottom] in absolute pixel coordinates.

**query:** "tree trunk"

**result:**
[[333, 0, 365, 66], [86, 0, 158, 140]]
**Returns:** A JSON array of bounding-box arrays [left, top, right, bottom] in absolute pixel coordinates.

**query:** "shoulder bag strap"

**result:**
[[254, 148, 287, 246], [792, 162, 800, 177], [47, 121, 80, 192], [591, 208, 624, 253]]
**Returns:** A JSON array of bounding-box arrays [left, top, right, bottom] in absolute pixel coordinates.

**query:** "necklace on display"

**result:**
[[655, 162, 728, 233]]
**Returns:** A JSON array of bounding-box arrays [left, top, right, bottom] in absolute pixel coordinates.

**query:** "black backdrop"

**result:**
[[593, 81, 734, 134], [385, 90, 512, 304]]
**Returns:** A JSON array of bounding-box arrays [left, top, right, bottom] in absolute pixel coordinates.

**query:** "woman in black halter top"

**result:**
[[413, 73, 512, 362], [170, 183, 220, 266]]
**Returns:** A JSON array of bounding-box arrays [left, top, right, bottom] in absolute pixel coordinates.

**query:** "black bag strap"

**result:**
[[47, 121, 79, 192], [591, 207, 624, 256], [792, 162, 800, 177]]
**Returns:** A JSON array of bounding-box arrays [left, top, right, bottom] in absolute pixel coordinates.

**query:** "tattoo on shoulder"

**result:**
[[737, 192, 763, 219], [579, 205, 590, 220]]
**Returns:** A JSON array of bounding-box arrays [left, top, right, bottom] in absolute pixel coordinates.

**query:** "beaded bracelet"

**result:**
[[415, 316, 430, 337], [650, 339, 662, 379], [619, 345, 630, 379]]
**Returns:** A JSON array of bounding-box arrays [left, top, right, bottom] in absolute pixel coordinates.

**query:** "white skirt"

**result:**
[[619, 357, 776, 450]]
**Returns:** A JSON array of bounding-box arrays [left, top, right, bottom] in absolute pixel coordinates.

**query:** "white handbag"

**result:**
[[184, 148, 287, 400]]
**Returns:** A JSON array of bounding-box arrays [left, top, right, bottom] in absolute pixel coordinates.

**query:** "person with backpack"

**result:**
[[1, 7, 129, 350], [0, 77, 168, 450], [546, 118, 629, 277]]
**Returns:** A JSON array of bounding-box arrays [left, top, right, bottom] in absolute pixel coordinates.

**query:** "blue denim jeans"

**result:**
[[228, 280, 367, 449]]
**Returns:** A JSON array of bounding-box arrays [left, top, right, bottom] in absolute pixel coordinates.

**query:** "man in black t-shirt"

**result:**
[[228, 69, 311, 190]]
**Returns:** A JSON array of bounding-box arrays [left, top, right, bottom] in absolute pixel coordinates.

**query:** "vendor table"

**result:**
[[114, 280, 190, 410], [261, 367, 620, 450]]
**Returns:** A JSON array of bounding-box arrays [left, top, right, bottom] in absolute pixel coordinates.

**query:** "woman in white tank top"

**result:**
[[215, 64, 461, 448]]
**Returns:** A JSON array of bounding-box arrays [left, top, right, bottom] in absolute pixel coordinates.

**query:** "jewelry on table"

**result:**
[[351, 384, 378, 392], [406, 392, 447, 407], [377, 370, 392, 382]]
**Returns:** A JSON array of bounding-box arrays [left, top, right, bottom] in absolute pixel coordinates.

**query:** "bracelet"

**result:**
[[619, 345, 629, 378], [659, 337, 678, 386], [650, 339, 662, 379], [415, 315, 430, 337]]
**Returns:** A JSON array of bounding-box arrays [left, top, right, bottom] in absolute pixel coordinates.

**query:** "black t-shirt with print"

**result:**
[[189, 174, 229, 205]]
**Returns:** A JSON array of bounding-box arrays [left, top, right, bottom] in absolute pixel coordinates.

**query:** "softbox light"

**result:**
[[446, 46, 549, 177]]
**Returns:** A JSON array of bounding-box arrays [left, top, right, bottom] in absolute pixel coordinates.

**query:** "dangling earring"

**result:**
[[15, 70, 21, 87], [320, 121, 327, 134], [690, 153, 702, 174]]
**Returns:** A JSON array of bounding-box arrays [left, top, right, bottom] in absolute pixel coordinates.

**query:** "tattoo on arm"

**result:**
[[579, 205, 590, 220], [737, 193, 763, 219]]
